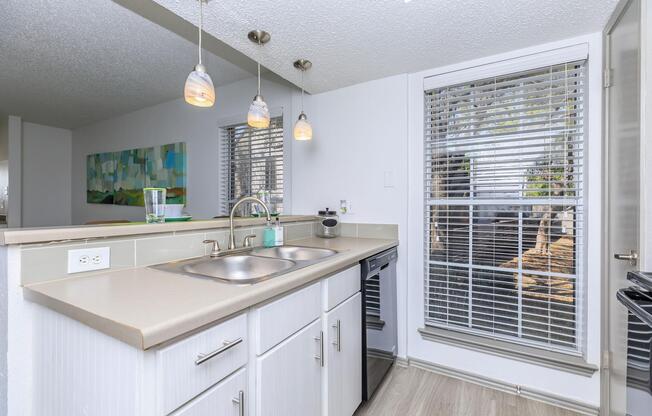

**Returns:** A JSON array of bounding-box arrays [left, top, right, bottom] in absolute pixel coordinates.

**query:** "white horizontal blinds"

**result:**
[[219, 116, 284, 215], [424, 60, 585, 353]]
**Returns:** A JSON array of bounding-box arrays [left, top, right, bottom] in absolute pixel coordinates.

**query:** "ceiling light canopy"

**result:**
[[247, 30, 271, 129], [293, 59, 313, 141], [184, 0, 215, 107]]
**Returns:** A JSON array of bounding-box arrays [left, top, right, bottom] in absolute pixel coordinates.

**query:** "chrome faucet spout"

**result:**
[[228, 196, 272, 250]]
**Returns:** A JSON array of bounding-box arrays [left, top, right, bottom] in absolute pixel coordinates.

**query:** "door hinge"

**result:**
[[602, 350, 611, 370], [603, 68, 613, 88]]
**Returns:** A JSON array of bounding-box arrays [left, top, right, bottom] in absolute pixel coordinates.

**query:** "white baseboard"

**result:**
[[405, 357, 600, 416]]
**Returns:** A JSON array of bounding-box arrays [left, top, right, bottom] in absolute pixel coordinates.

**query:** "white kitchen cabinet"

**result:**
[[31, 264, 366, 416], [171, 368, 247, 416], [323, 293, 362, 416], [157, 313, 248, 415], [255, 319, 323, 416]]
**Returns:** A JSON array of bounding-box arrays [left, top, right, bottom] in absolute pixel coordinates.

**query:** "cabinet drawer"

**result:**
[[157, 313, 248, 415], [322, 265, 360, 312], [254, 282, 321, 355], [171, 368, 246, 416]]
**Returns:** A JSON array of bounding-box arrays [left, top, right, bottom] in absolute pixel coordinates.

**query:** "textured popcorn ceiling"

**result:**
[[0, 0, 252, 129], [151, 0, 619, 93]]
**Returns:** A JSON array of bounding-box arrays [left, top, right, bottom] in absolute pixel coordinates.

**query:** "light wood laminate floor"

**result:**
[[355, 365, 581, 416]]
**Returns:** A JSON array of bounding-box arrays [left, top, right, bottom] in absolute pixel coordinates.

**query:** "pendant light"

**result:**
[[293, 59, 313, 141], [247, 30, 271, 128], [184, 0, 215, 107]]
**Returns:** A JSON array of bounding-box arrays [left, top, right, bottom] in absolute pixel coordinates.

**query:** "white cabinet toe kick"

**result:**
[[32, 264, 364, 416]]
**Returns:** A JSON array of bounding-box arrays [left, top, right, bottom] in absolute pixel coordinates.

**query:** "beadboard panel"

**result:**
[[0, 247, 7, 416], [32, 304, 144, 416]]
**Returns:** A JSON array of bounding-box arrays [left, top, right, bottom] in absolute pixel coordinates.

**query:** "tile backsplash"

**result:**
[[21, 221, 316, 285], [326, 222, 398, 240], [20, 220, 396, 286]]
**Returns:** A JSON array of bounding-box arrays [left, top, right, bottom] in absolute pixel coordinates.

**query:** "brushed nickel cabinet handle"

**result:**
[[232, 390, 244, 416], [314, 331, 324, 367], [194, 337, 243, 366], [332, 319, 341, 352]]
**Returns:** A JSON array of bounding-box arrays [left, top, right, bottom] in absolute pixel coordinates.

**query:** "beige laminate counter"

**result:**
[[23, 236, 397, 350]]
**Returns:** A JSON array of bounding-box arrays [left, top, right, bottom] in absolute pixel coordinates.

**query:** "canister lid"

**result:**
[[318, 208, 337, 216]]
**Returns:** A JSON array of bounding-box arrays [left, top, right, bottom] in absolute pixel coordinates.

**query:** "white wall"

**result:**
[[0, 116, 8, 161], [640, 0, 652, 268], [71, 77, 293, 225], [21, 122, 72, 227], [291, 74, 410, 358], [291, 34, 605, 406]]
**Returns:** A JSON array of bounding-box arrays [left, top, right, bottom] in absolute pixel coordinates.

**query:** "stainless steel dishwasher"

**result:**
[[361, 247, 398, 401]]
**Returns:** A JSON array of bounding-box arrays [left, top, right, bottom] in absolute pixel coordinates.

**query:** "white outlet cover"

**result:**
[[67, 247, 111, 274]]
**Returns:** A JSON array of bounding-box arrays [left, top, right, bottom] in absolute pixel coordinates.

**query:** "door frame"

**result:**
[[7, 115, 21, 228], [600, 0, 644, 413]]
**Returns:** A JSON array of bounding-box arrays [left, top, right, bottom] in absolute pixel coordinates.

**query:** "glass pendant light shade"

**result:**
[[293, 59, 313, 141], [293, 112, 312, 140], [185, 0, 215, 108], [184, 64, 215, 107], [247, 94, 270, 128]]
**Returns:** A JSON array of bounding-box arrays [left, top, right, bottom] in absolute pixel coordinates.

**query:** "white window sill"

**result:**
[[418, 326, 598, 377]]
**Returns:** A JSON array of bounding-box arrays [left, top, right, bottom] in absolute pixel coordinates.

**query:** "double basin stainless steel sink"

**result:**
[[151, 246, 338, 284]]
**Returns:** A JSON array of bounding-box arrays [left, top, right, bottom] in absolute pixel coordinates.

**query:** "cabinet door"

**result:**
[[325, 293, 362, 416], [171, 367, 246, 416], [256, 319, 322, 416]]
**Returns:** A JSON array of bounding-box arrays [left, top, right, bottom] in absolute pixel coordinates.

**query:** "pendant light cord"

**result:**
[[198, 0, 203, 65], [257, 61, 261, 95], [300, 70, 304, 111]]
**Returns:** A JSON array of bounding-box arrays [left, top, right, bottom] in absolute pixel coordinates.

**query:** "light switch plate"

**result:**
[[67, 247, 111, 274], [384, 171, 394, 188]]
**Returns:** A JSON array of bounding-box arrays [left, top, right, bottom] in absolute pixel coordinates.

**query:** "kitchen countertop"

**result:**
[[0, 215, 316, 245], [23, 236, 398, 350]]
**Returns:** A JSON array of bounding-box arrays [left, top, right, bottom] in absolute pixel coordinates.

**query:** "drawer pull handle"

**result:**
[[232, 390, 244, 416], [332, 319, 341, 352], [314, 331, 324, 367], [194, 337, 243, 366]]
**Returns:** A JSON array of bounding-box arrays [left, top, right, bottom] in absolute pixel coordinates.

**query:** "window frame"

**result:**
[[422, 60, 587, 355], [217, 108, 289, 216], [406, 41, 600, 370]]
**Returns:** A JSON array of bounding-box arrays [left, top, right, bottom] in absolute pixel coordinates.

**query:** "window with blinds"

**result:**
[[424, 60, 585, 354], [219, 116, 284, 215]]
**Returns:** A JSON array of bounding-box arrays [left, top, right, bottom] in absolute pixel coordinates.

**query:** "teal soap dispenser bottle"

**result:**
[[263, 220, 275, 248]]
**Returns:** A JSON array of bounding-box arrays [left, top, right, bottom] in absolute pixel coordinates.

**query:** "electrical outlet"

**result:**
[[67, 247, 111, 274]]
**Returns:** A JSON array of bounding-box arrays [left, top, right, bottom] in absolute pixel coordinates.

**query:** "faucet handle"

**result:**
[[242, 234, 257, 248], [203, 240, 221, 257]]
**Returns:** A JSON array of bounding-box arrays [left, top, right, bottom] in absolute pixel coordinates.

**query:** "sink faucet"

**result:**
[[228, 196, 271, 250]]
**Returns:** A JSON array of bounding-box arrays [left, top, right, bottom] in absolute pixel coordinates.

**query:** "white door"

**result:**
[[324, 293, 362, 416], [172, 368, 246, 416], [604, 0, 641, 414], [256, 319, 322, 416]]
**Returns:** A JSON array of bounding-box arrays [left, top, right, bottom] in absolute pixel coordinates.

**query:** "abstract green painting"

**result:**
[[86, 142, 186, 206], [114, 147, 148, 206], [86, 152, 116, 204], [145, 142, 186, 204]]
